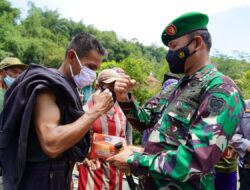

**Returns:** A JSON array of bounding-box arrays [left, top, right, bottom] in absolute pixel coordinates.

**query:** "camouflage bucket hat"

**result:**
[[0, 57, 28, 70]]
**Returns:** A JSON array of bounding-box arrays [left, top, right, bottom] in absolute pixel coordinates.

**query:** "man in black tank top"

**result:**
[[0, 32, 114, 190]]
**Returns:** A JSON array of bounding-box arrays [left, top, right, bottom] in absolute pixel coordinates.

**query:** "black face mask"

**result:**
[[110, 91, 117, 102], [100, 86, 117, 102], [166, 39, 195, 74]]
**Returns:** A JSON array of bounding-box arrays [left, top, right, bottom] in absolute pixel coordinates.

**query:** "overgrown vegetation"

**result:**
[[1, 0, 250, 144]]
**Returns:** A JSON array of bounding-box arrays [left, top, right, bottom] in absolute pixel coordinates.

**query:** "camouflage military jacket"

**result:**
[[141, 81, 177, 147], [125, 81, 177, 132], [119, 64, 244, 190]]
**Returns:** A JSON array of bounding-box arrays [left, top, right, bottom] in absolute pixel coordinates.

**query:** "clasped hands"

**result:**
[[82, 142, 133, 174]]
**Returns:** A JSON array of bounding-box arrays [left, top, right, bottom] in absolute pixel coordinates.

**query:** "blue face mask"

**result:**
[[3, 74, 15, 87]]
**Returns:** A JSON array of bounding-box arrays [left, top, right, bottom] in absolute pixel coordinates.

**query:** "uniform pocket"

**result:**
[[167, 99, 197, 125], [166, 80, 202, 125]]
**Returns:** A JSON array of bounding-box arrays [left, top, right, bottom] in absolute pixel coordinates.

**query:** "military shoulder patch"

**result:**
[[207, 96, 226, 115]]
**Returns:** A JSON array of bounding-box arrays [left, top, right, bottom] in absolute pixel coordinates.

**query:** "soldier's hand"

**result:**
[[106, 142, 133, 174], [114, 75, 136, 102], [223, 146, 238, 158], [92, 89, 114, 114]]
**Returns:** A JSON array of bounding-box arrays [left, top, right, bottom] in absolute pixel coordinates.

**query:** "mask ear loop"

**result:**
[[3, 69, 8, 77], [187, 38, 197, 56], [69, 50, 83, 77], [69, 64, 74, 77], [73, 51, 84, 69], [98, 81, 105, 92], [72, 50, 97, 81], [3, 70, 15, 80]]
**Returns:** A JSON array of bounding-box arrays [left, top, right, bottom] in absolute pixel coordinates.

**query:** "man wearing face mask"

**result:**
[[0, 57, 27, 111], [107, 12, 244, 190], [0, 32, 114, 190], [0, 57, 27, 190]]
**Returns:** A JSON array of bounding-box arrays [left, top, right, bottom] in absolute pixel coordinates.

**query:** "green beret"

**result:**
[[161, 12, 209, 46], [0, 57, 27, 70]]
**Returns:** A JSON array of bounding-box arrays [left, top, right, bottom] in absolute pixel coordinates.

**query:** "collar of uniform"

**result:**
[[191, 64, 215, 81], [176, 64, 214, 89]]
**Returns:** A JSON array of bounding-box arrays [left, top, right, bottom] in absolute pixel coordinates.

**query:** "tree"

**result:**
[[235, 70, 250, 99], [0, 0, 20, 24], [101, 56, 161, 105]]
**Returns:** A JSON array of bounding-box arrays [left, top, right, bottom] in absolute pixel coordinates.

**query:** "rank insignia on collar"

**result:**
[[166, 24, 177, 36]]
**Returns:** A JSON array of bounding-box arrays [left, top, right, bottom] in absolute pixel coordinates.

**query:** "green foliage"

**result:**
[[235, 70, 250, 99], [0, 0, 167, 71], [100, 56, 161, 104], [211, 55, 250, 100], [132, 129, 142, 145], [212, 56, 250, 80], [2, 0, 250, 145], [100, 57, 162, 145], [0, 0, 20, 24], [0, 0, 168, 145]]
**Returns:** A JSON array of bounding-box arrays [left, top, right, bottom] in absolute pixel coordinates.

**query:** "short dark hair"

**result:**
[[189, 30, 212, 52], [66, 32, 106, 58]]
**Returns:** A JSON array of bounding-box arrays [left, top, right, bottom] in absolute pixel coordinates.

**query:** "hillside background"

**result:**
[[1, 0, 250, 144]]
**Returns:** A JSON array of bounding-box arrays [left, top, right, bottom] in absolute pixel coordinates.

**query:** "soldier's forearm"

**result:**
[[118, 100, 155, 131]]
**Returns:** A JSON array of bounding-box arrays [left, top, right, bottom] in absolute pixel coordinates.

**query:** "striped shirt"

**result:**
[[78, 99, 127, 190]]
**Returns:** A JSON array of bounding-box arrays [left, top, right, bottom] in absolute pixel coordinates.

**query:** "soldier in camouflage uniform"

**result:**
[[107, 12, 244, 190], [141, 77, 178, 148]]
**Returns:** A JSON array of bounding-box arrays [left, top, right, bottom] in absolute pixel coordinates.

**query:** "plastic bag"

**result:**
[[89, 133, 125, 159]]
